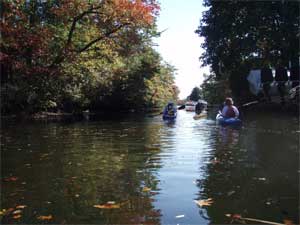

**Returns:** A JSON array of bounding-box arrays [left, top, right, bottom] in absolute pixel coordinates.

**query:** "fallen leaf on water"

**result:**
[[12, 214, 22, 219], [194, 198, 214, 207], [142, 187, 151, 192], [0, 209, 6, 215], [94, 203, 120, 209], [4, 177, 18, 182], [13, 210, 22, 215], [16, 205, 27, 209], [225, 214, 242, 219], [37, 215, 53, 220]]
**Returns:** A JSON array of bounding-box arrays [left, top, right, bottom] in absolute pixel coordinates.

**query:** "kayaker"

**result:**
[[221, 98, 239, 118], [195, 100, 205, 115], [164, 102, 175, 116]]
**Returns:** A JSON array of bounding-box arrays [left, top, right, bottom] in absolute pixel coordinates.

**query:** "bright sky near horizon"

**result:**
[[154, 0, 210, 99]]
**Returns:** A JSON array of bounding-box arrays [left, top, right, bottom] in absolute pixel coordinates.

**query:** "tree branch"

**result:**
[[50, 4, 105, 67], [77, 23, 130, 53], [66, 5, 104, 46]]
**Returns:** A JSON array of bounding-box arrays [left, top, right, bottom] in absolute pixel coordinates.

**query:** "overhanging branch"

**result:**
[[77, 23, 130, 53]]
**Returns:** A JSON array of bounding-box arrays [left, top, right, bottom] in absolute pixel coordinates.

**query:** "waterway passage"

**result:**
[[1, 111, 299, 224]]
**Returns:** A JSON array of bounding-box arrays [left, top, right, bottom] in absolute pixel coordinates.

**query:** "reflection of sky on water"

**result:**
[[153, 111, 214, 224]]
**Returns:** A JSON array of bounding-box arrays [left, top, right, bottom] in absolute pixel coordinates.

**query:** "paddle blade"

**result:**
[[178, 105, 185, 110]]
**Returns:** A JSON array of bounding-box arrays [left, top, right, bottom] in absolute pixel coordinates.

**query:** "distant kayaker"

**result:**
[[164, 102, 176, 116], [195, 100, 206, 115], [221, 98, 239, 118]]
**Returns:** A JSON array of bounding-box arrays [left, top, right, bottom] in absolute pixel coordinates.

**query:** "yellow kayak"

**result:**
[[193, 112, 207, 120]]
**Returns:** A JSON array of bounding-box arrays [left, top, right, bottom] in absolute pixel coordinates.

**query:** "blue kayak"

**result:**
[[216, 114, 241, 126], [163, 102, 177, 120], [162, 113, 177, 120]]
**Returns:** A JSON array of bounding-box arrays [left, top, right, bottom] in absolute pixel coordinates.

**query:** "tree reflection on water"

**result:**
[[196, 118, 299, 224]]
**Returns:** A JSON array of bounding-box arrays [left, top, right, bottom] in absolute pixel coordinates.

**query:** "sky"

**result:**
[[154, 0, 210, 99]]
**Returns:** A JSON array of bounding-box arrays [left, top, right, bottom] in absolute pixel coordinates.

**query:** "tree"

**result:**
[[196, 0, 300, 99], [189, 87, 202, 102], [1, 0, 179, 114]]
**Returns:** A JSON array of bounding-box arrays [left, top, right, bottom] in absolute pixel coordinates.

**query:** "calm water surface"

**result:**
[[1, 111, 299, 224]]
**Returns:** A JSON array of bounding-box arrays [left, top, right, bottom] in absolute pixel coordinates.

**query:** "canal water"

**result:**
[[1, 111, 299, 224]]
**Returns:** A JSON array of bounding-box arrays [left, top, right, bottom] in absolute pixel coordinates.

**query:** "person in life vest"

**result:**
[[221, 98, 239, 118], [164, 102, 176, 116]]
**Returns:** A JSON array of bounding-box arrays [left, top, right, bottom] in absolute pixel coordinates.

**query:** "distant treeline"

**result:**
[[1, 0, 179, 115]]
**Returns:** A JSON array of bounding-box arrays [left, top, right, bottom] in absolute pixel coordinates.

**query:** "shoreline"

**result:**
[[1, 102, 298, 123], [1, 108, 163, 122]]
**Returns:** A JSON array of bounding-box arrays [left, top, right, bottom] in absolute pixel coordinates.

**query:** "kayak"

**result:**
[[162, 113, 177, 120], [193, 111, 207, 120], [216, 114, 241, 126], [162, 102, 177, 120]]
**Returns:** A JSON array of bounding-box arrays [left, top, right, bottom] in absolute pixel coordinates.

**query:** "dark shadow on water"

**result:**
[[196, 112, 299, 224]]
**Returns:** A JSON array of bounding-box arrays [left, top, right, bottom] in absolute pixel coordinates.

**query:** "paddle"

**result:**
[[240, 100, 259, 108], [148, 104, 183, 117], [177, 105, 186, 110]]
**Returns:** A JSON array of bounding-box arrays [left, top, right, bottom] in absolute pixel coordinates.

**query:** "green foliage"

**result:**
[[200, 74, 231, 105], [189, 87, 202, 102], [1, 0, 178, 114]]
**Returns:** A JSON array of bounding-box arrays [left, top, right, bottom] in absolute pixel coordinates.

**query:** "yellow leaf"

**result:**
[[194, 198, 214, 207], [37, 215, 53, 220], [142, 187, 151, 192]]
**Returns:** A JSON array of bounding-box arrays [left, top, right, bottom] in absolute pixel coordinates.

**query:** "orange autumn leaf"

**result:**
[[112, 0, 159, 25], [37, 215, 53, 220], [194, 198, 214, 207], [13, 214, 21, 219], [142, 187, 151, 192], [93, 203, 120, 209]]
